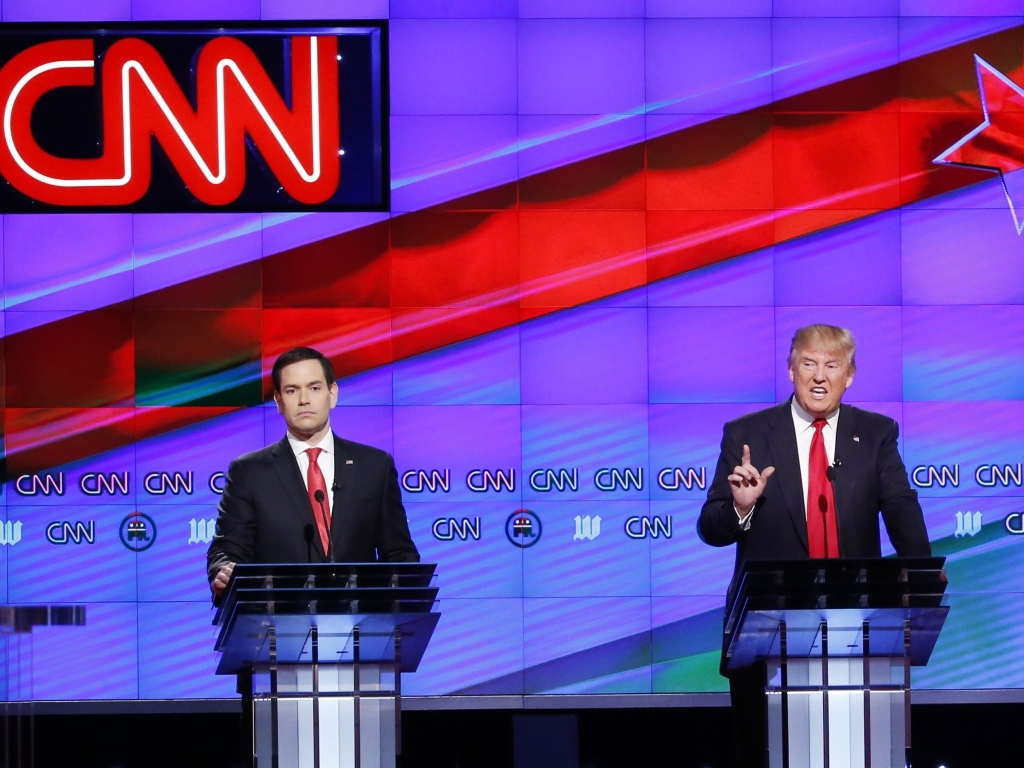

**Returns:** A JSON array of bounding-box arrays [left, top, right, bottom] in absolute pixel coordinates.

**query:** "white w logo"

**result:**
[[573, 515, 601, 541], [188, 518, 216, 545], [0, 520, 22, 545], [954, 511, 982, 538]]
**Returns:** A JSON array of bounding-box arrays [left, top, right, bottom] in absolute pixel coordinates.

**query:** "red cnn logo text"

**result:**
[[0, 35, 340, 206]]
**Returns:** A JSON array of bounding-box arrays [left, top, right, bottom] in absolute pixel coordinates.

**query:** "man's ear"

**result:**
[[328, 381, 339, 409], [273, 391, 284, 414], [788, 367, 795, 383]]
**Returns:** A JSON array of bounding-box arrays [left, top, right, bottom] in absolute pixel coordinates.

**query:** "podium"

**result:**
[[214, 564, 439, 768], [725, 558, 947, 768]]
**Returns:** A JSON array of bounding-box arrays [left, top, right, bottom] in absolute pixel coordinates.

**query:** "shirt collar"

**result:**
[[791, 397, 840, 433], [287, 426, 335, 458]]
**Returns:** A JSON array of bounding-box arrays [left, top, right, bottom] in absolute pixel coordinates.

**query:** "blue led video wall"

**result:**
[[0, 0, 1023, 700]]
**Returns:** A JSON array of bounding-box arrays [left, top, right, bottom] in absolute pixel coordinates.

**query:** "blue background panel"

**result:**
[[522, 501, 652, 598], [521, 405, 649, 501], [517, 19, 645, 115], [645, 18, 772, 115], [6, 505, 138, 603], [403, 598, 525, 696], [523, 596, 652, 693], [390, 19, 518, 116], [138, 602, 237, 699], [521, 308, 648, 404], [648, 307, 776, 403], [28, 603, 139, 700], [407, 501, 524, 599]]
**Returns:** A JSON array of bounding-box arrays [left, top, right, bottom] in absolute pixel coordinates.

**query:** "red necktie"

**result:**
[[807, 419, 840, 558], [306, 447, 331, 555]]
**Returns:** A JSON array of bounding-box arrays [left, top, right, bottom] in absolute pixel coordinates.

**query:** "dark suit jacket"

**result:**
[[698, 398, 931, 674], [207, 434, 419, 583]]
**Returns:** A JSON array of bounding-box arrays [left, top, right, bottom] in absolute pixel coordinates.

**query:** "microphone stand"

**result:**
[[304, 524, 315, 563], [826, 458, 842, 556]]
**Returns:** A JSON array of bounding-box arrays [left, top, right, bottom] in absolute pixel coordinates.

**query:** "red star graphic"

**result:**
[[935, 55, 1024, 232]]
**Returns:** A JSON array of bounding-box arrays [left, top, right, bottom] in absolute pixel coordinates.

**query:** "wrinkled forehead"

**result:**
[[790, 342, 853, 366]]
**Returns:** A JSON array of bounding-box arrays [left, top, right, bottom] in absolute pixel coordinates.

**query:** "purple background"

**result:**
[[0, 1, 1022, 700]]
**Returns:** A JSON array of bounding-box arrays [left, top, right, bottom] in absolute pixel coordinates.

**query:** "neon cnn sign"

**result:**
[[0, 25, 387, 211]]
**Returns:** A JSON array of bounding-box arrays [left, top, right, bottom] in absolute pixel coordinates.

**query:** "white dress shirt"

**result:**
[[287, 428, 336, 510], [791, 399, 838, 518], [736, 400, 840, 528]]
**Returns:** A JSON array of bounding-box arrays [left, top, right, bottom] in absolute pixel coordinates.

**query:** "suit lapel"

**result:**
[[330, 435, 358, 554], [765, 399, 809, 553], [271, 437, 326, 560], [833, 405, 859, 553]]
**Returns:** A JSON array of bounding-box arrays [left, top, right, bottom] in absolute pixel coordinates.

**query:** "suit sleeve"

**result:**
[[698, 423, 750, 547], [877, 420, 932, 557], [207, 457, 258, 585], [376, 454, 420, 563]]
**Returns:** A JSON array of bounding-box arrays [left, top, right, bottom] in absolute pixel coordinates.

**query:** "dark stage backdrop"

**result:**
[[0, 0, 1022, 701]]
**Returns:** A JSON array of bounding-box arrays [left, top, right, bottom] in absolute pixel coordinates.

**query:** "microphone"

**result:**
[[303, 524, 314, 563], [313, 489, 334, 563]]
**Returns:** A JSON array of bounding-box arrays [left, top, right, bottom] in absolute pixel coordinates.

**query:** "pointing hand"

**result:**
[[728, 444, 775, 517]]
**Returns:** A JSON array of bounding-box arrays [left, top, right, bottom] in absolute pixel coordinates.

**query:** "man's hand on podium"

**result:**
[[213, 562, 235, 598], [729, 444, 775, 520]]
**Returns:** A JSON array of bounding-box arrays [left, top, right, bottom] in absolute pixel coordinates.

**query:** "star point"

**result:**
[[934, 55, 1024, 234]]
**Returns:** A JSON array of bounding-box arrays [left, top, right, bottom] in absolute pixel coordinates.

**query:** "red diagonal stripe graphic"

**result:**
[[4, 23, 1020, 476]]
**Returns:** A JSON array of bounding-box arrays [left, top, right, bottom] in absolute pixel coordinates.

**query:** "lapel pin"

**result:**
[[853, 436, 860, 442], [346, 459, 354, 464]]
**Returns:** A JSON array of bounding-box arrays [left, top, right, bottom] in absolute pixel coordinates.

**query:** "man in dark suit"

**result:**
[[207, 346, 419, 598], [207, 347, 419, 766], [698, 324, 931, 768]]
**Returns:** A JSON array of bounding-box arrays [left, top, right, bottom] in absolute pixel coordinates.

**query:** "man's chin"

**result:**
[[797, 396, 837, 418], [288, 418, 327, 437]]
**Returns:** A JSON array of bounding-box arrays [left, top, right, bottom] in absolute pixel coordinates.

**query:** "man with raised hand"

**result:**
[[699, 324, 931, 768]]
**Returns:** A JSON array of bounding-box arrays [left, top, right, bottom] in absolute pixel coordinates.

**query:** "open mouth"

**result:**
[[810, 386, 828, 398]]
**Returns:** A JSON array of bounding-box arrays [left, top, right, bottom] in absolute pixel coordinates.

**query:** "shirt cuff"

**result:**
[[735, 504, 753, 530]]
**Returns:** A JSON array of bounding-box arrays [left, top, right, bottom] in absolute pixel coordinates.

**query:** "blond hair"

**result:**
[[788, 324, 857, 371]]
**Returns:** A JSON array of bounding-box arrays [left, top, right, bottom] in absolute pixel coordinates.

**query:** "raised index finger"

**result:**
[[741, 444, 752, 467]]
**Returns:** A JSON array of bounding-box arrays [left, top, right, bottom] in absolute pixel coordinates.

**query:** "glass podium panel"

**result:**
[[215, 564, 439, 768], [1, 606, 86, 768]]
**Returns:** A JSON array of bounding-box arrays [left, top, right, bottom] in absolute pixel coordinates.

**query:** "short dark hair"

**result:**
[[271, 347, 336, 392]]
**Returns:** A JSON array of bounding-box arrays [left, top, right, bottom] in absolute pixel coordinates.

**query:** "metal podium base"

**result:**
[[767, 658, 907, 768], [254, 663, 397, 768]]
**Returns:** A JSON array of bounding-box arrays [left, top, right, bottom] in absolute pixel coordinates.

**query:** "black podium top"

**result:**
[[725, 557, 948, 670], [214, 563, 440, 675]]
